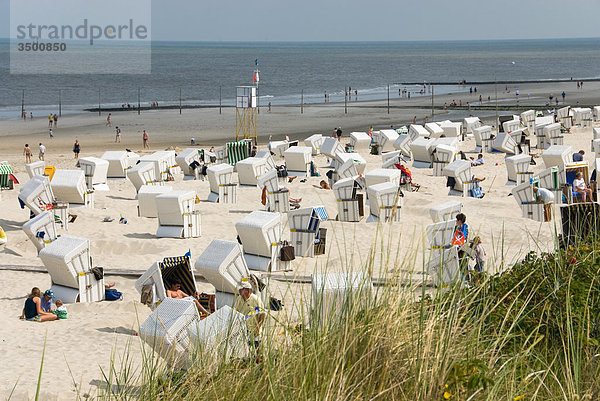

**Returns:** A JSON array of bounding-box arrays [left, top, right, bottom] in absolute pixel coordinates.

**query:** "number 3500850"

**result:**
[[17, 42, 67, 51]]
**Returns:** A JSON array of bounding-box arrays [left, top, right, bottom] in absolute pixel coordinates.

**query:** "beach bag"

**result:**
[[280, 241, 295, 261], [105, 289, 122, 301], [452, 230, 466, 246], [91, 266, 104, 281], [470, 181, 483, 198]]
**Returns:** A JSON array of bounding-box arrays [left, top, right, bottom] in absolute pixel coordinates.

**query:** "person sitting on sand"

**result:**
[[40, 289, 54, 312], [319, 180, 331, 190], [20, 287, 58, 322], [53, 299, 68, 320], [573, 172, 592, 202], [470, 153, 484, 166], [166, 279, 210, 316]]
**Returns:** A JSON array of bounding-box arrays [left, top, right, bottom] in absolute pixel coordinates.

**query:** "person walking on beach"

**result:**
[[336, 127, 342, 142], [24, 144, 32, 164], [38, 143, 46, 161], [30, 112, 33, 120], [53, 114, 58, 128], [143, 130, 149, 149], [48, 113, 53, 128], [562, 91, 566, 102], [73, 139, 80, 159], [115, 126, 121, 143], [48, 129, 54, 139], [106, 113, 112, 127]]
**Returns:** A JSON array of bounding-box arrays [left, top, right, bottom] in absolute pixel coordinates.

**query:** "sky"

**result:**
[[1, 0, 599, 42]]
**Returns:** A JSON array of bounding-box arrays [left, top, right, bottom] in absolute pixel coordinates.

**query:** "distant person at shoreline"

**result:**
[[48, 129, 54, 139], [48, 113, 53, 128], [53, 114, 58, 128], [23, 143, 32, 164], [115, 126, 121, 143], [73, 139, 80, 159], [30, 112, 33, 120], [106, 113, 112, 127], [336, 127, 342, 142], [143, 130, 149, 149], [20, 287, 58, 322]]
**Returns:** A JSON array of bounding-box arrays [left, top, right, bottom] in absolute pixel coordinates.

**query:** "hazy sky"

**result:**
[[2, 0, 599, 41]]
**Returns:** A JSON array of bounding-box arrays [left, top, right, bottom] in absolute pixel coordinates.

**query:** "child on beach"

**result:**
[[53, 300, 67, 319], [471, 236, 486, 272]]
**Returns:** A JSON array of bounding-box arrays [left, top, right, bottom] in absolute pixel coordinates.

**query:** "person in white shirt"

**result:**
[[38, 143, 46, 161], [534, 187, 555, 222], [573, 172, 592, 203]]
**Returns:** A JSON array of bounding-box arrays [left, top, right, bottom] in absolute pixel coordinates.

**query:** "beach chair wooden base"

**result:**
[[157, 212, 201, 238], [291, 231, 316, 258], [336, 199, 363, 222], [51, 272, 105, 303], [433, 161, 450, 177], [516, 172, 534, 186], [267, 191, 290, 213], [52, 201, 70, 230], [521, 202, 545, 222], [427, 246, 461, 286], [83, 191, 94, 208]]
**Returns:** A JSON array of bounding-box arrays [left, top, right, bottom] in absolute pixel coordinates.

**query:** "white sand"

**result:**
[[0, 94, 598, 399]]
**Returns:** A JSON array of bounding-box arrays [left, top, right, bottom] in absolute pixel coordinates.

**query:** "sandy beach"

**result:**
[[0, 80, 599, 399]]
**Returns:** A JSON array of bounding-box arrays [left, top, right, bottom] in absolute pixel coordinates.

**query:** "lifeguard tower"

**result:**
[[236, 86, 258, 143]]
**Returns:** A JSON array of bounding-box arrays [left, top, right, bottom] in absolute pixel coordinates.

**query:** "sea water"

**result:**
[[0, 38, 598, 119]]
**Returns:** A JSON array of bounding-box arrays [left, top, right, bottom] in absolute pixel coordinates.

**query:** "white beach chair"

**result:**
[[102, 151, 129, 178], [138, 185, 173, 218], [214, 146, 227, 164], [511, 182, 534, 207], [311, 272, 372, 323], [25, 161, 46, 179], [349, 132, 372, 152], [140, 150, 179, 181], [257, 169, 289, 213], [463, 117, 482, 134], [288, 206, 328, 258], [269, 141, 291, 159], [207, 164, 236, 203], [284, 146, 313, 176], [534, 123, 550, 150], [335, 153, 367, 175], [373, 129, 399, 154], [321, 137, 346, 166], [127, 162, 161, 193], [393, 134, 412, 158], [254, 149, 277, 171], [138, 298, 199, 366], [50, 169, 94, 207], [333, 177, 364, 222], [135, 254, 198, 309], [438, 121, 462, 137], [432, 144, 457, 177], [38, 235, 104, 303], [155, 190, 201, 238], [381, 150, 408, 169], [593, 106, 600, 122], [473, 125, 494, 153], [425, 220, 456, 249], [22, 211, 59, 253], [443, 160, 473, 196], [19, 175, 55, 216], [187, 305, 249, 362], [557, 107, 572, 129], [502, 119, 520, 134], [542, 145, 572, 168], [543, 123, 563, 147], [235, 211, 284, 272], [533, 166, 564, 193], [505, 154, 532, 184], [591, 139, 600, 157], [429, 201, 463, 223], [520, 110, 536, 132], [492, 132, 519, 155], [236, 157, 270, 186], [194, 239, 251, 309], [410, 137, 433, 168], [511, 182, 544, 221], [78, 157, 109, 191], [176, 148, 202, 179], [408, 124, 429, 141], [425, 123, 444, 138], [366, 182, 403, 222], [572, 107, 592, 127], [303, 134, 324, 155], [427, 246, 461, 285], [365, 168, 401, 188]]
